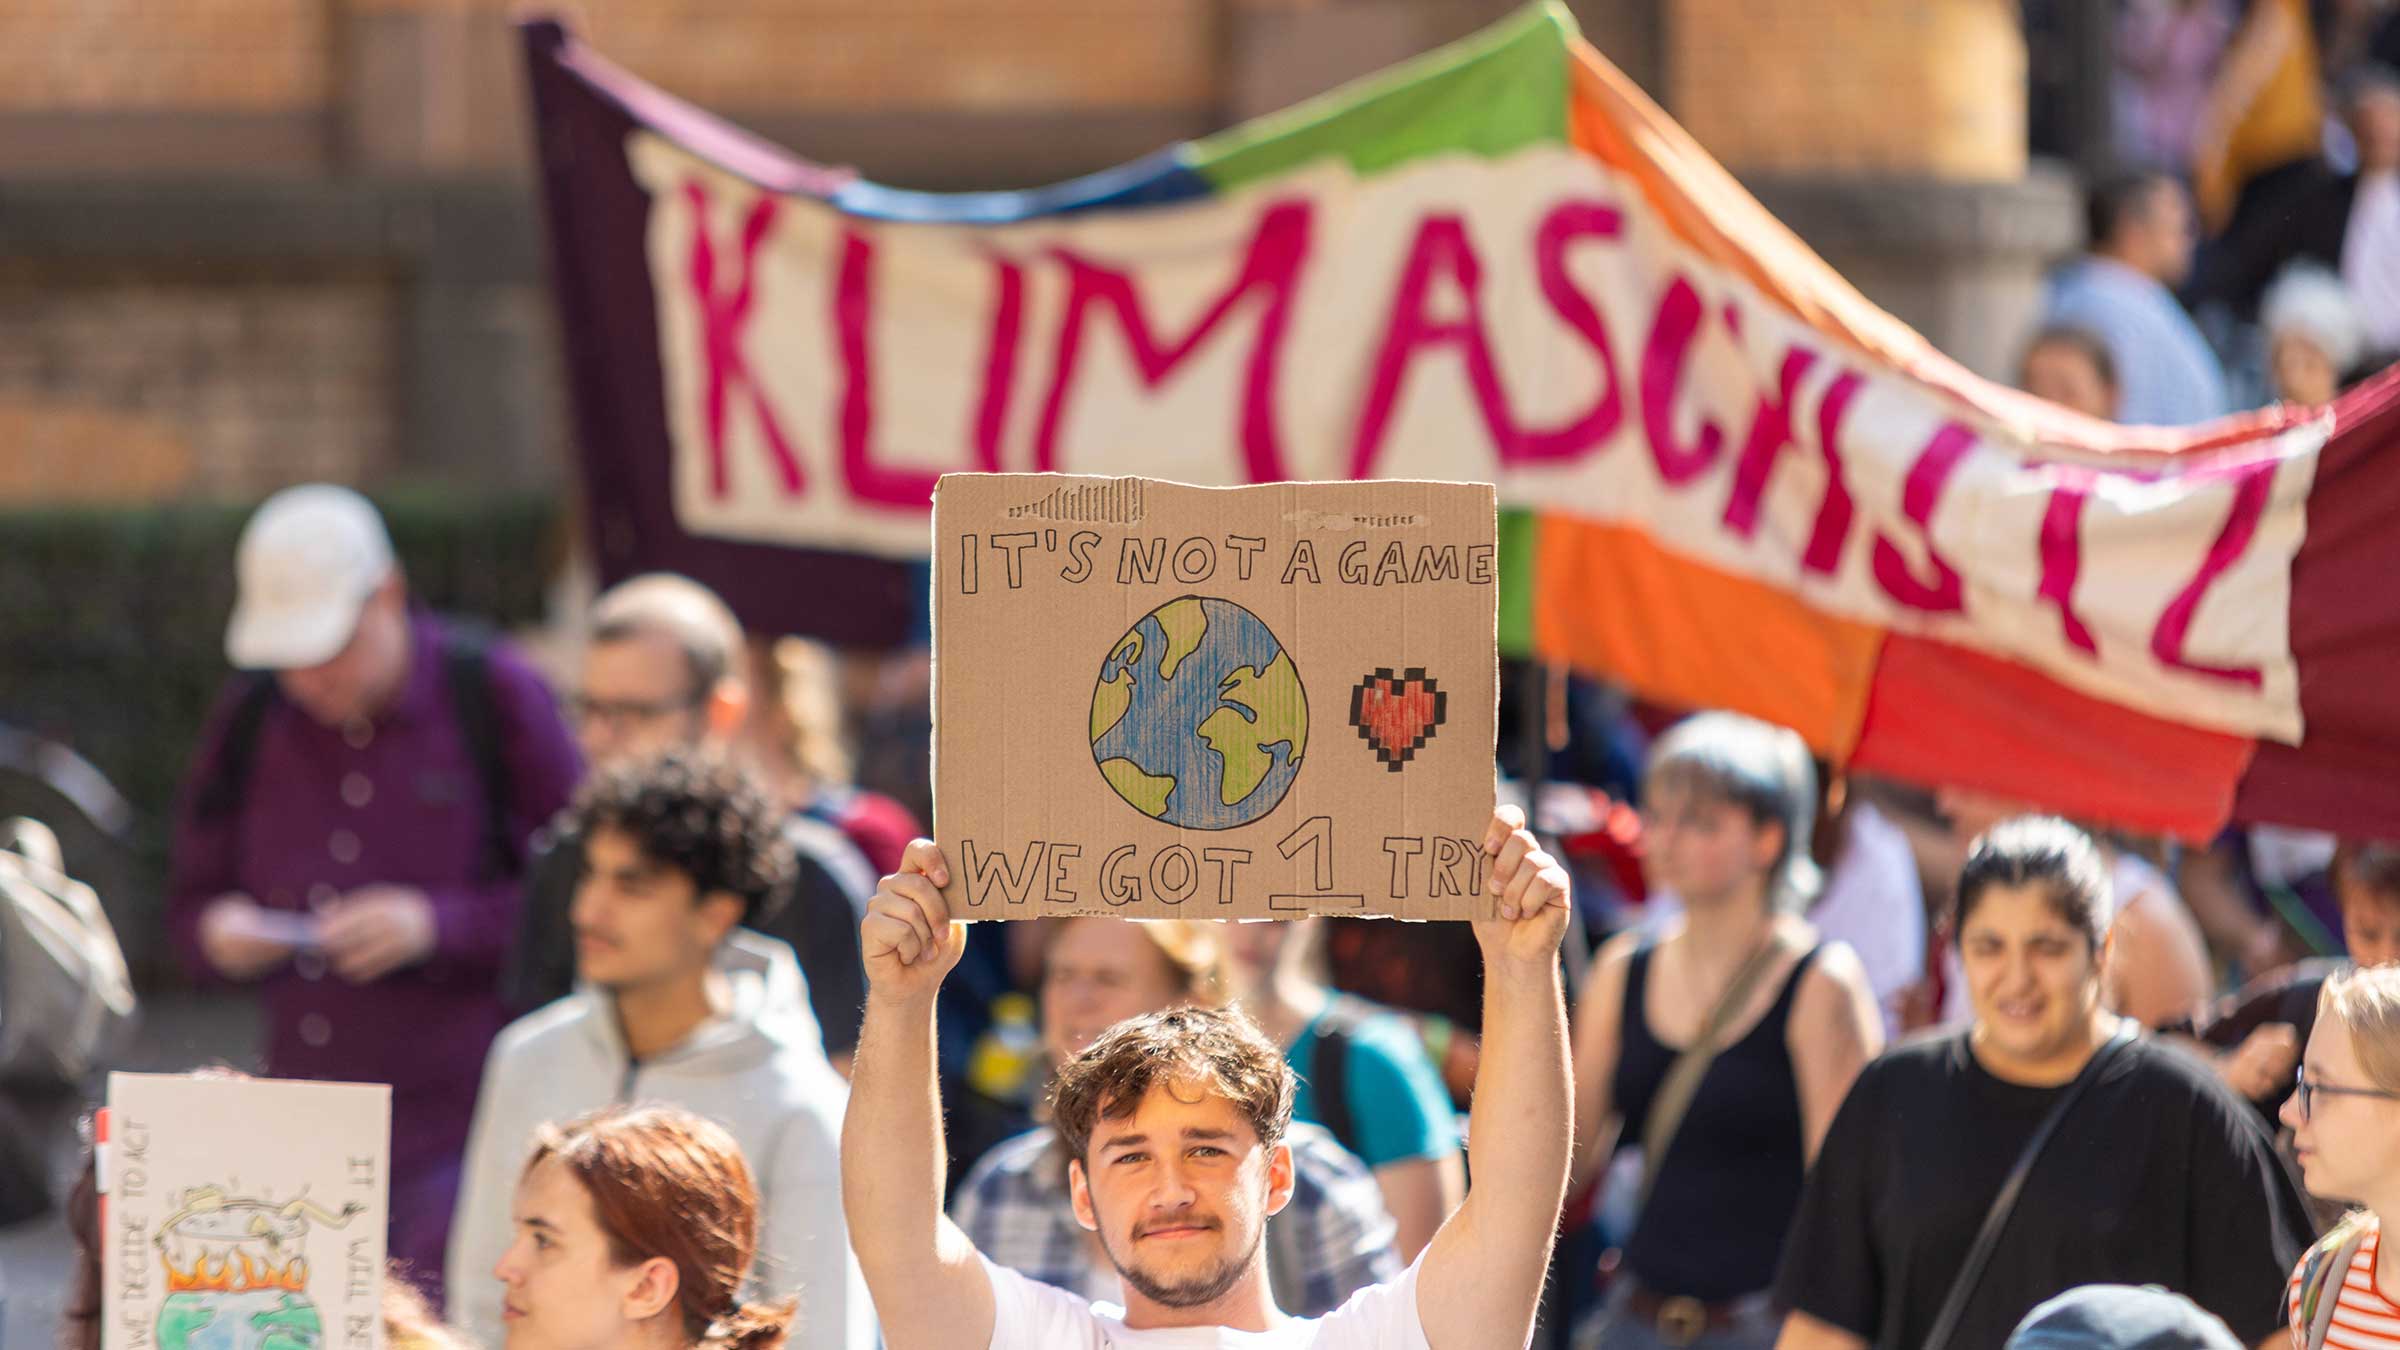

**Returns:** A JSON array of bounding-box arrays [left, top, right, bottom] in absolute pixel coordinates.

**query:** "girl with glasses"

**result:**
[[2283, 965, 2400, 1347]]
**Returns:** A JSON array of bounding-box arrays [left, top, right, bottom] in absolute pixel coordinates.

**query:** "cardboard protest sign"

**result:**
[[935, 473, 1496, 920], [101, 1074, 390, 1350]]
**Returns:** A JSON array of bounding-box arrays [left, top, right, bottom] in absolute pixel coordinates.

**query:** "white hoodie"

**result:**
[[445, 931, 871, 1350]]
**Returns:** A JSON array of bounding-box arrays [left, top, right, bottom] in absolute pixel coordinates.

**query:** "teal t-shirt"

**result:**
[[1287, 999, 1462, 1169]]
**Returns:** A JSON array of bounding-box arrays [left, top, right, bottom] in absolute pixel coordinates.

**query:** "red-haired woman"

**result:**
[[493, 1104, 795, 1350]]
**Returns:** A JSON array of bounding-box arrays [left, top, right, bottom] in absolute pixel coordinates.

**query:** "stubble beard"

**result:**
[[1102, 1220, 1263, 1310]]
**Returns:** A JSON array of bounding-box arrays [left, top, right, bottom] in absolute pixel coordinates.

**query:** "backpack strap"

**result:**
[[1923, 1021, 2139, 1350], [438, 623, 516, 883], [196, 626, 514, 880], [2300, 1217, 2373, 1350], [194, 674, 282, 822], [1309, 998, 1370, 1158], [1636, 933, 1788, 1212]]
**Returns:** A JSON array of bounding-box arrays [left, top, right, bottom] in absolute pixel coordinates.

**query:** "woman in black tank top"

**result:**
[[1566, 713, 1884, 1350]]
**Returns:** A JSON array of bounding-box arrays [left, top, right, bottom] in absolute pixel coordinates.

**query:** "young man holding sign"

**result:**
[[841, 803, 1571, 1349]]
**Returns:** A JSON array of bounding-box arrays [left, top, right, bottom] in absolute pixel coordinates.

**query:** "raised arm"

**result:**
[[2109, 885, 2214, 1030], [1788, 942, 1882, 1165], [1416, 806, 1573, 1350], [839, 841, 996, 1350]]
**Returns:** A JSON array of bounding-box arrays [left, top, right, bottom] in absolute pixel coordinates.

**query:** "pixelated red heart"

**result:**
[[1349, 668, 1446, 770]]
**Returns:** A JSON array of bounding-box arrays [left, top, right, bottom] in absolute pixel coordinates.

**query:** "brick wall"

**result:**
[[331, 0, 1233, 174], [0, 265, 400, 501], [562, 0, 1218, 112], [0, 0, 2043, 503], [1669, 0, 2026, 180], [0, 0, 331, 111]]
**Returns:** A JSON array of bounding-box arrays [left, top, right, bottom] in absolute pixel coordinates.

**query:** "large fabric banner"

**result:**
[[522, 5, 2400, 840]]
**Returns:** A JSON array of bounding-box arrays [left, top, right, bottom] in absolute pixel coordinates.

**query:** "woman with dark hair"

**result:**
[[494, 1103, 794, 1350], [1774, 817, 2314, 1350]]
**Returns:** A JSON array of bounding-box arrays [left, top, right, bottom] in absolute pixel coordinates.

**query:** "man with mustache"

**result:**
[[948, 916, 1401, 1317], [445, 751, 872, 1350], [845, 804, 1574, 1349], [503, 571, 878, 1071]]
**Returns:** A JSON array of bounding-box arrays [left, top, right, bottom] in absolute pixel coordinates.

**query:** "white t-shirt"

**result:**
[[983, 1255, 1432, 1350], [1804, 802, 1926, 1041]]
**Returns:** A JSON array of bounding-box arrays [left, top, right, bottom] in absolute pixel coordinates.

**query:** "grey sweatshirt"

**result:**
[[445, 931, 871, 1350]]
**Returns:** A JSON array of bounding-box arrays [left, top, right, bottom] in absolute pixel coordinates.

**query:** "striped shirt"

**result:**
[[2289, 1219, 2400, 1348]]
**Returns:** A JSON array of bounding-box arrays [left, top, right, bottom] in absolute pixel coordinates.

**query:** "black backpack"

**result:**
[[194, 623, 517, 882]]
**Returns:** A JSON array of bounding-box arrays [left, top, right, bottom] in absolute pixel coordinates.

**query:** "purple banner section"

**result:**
[[520, 18, 924, 647]]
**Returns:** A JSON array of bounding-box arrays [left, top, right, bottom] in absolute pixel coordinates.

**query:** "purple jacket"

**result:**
[[166, 612, 582, 1170]]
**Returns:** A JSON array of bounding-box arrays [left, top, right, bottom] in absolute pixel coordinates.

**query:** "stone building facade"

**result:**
[[0, 0, 2076, 504]]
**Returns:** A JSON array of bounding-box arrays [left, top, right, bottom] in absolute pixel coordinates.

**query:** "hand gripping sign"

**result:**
[[934, 474, 1498, 920]]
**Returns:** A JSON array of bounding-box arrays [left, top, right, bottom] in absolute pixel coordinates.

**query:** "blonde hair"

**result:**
[[1047, 917, 1230, 1007], [2311, 966, 2400, 1247], [592, 573, 744, 699], [382, 1279, 476, 1350], [755, 635, 853, 792], [2319, 965, 2400, 1094]]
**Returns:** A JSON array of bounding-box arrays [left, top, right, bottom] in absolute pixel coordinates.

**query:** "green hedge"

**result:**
[[0, 491, 567, 979]]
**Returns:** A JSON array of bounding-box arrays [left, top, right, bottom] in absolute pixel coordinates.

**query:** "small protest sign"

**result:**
[[934, 473, 1497, 920], [101, 1073, 390, 1350]]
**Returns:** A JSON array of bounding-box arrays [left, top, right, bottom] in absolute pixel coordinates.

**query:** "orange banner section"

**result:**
[[1531, 516, 1883, 757], [1561, 37, 2288, 458], [1851, 636, 2255, 841]]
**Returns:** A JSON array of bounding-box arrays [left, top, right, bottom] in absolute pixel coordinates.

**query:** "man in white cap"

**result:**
[[166, 484, 581, 1303]]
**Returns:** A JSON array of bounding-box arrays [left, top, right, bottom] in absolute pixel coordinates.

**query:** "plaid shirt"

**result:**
[[949, 1121, 1401, 1318]]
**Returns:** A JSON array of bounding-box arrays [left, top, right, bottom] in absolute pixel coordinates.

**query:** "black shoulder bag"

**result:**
[[1922, 1020, 2139, 1350]]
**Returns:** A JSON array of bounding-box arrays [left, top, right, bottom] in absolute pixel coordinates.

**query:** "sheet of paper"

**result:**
[[101, 1073, 390, 1350]]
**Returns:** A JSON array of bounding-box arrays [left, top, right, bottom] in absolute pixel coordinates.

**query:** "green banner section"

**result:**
[[1497, 506, 1539, 658], [1187, 2, 1574, 189]]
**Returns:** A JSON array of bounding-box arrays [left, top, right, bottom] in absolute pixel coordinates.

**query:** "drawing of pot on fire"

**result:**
[[152, 1184, 364, 1350]]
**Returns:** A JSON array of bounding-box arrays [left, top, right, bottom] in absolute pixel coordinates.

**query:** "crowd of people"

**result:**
[[2023, 0, 2400, 422], [7, 476, 2382, 1350], [7, 10, 2399, 1350]]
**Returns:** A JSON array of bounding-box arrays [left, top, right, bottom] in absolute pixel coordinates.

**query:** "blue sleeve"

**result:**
[[1341, 1017, 1461, 1169]]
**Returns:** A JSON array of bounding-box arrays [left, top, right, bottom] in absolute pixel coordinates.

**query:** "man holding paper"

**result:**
[[165, 485, 581, 1300], [840, 802, 1572, 1349]]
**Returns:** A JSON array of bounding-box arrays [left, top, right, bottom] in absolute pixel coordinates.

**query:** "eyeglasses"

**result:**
[[566, 692, 705, 729], [2293, 1068, 2400, 1120]]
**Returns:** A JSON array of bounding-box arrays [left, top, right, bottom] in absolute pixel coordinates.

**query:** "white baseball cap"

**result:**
[[224, 485, 397, 671]]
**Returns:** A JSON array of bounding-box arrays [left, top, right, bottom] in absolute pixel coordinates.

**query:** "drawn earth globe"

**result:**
[[1088, 596, 1307, 830], [158, 1288, 322, 1350]]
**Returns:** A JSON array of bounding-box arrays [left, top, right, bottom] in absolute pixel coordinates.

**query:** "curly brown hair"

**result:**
[[570, 750, 794, 926], [1050, 1005, 1294, 1165]]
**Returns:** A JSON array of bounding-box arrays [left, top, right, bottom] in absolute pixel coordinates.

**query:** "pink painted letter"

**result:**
[[682, 179, 805, 499]]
